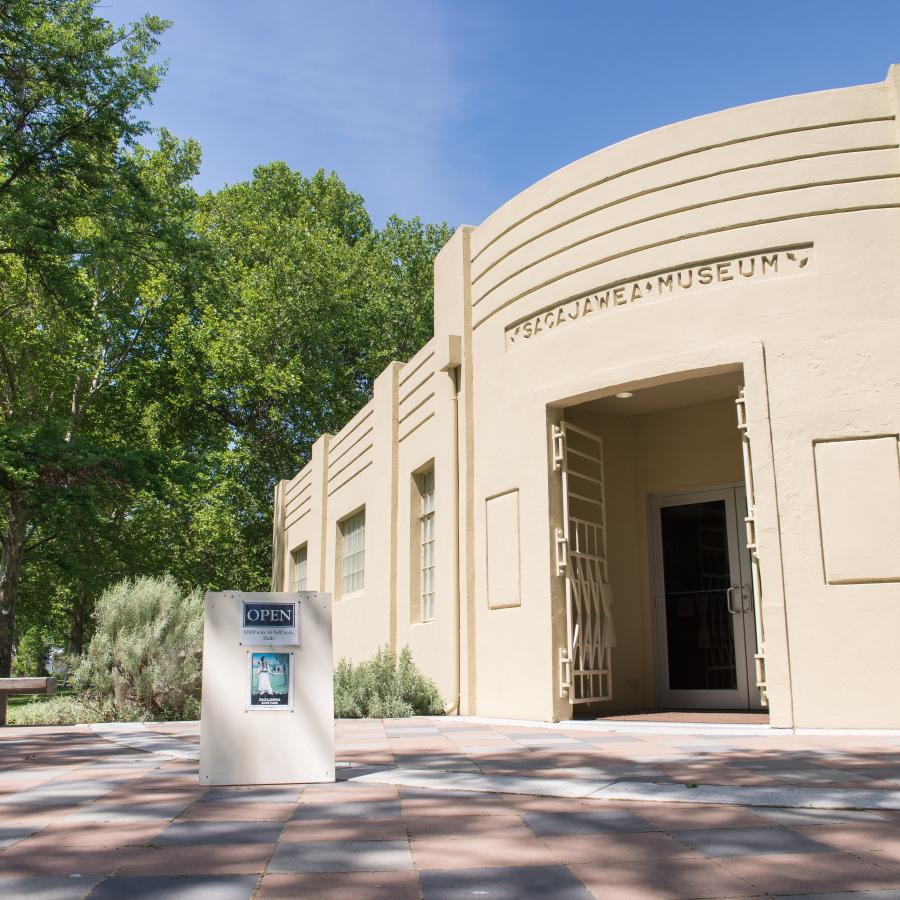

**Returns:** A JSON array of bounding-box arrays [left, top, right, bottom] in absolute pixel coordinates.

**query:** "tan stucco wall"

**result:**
[[274, 66, 900, 728]]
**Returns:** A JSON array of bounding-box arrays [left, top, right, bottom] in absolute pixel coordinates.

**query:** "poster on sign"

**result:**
[[246, 651, 293, 710], [240, 600, 299, 646]]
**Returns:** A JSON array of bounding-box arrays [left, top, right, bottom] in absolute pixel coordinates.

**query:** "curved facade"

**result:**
[[273, 67, 900, 728]]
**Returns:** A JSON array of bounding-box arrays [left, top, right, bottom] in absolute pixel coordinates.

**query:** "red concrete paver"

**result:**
[[176, 801, 295, 821], [115, 842, 275, 875], [621, 802, 772, 830], [281, 818, 409, 842], [15, 820, 166, 850], [299, 784, 399, 803], [545, 831, 703, 863], [718, 851, 900, 894], [795, 822, 900, 873], [0, 844, 138, 877], [411, 833, 557, 869], [570, 856, 761, 899], [404, 813, 533, 839]]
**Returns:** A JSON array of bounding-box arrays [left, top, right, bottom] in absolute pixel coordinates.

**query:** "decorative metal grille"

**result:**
[[553, 421, 615, 703], [735, 387, 767, 705]]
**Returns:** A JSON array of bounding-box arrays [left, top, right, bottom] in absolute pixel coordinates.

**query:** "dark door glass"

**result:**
[[660, 500, 737, 691]]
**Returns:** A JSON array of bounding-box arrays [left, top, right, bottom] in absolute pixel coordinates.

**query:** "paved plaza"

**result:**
[[2, 718, 900, 898]]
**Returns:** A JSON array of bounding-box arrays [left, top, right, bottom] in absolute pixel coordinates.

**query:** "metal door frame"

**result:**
[[649, 484, 761, 710]]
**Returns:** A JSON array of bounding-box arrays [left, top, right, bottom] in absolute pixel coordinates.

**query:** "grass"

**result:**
[[8, 688, 76, 709]]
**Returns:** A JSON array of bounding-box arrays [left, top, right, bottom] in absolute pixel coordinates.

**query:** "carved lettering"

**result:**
[[504, 245, 813, 350]]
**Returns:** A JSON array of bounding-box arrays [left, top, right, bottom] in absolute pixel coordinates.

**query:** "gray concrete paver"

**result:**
[[419, 865, 593, 899], [268, 839, 413, 873], [671, 825, 834, 857], [0, 875, 100, 899], [522, 808, 655, 836], [154, 821, 284, 845], [86, 875, 258, 899]]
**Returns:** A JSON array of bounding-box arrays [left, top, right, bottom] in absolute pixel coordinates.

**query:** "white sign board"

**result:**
[[199, 591, 334, 786], [240, 599, 299, 645]]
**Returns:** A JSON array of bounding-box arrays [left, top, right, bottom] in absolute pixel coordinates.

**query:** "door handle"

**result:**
[[726, 586, 741, 614]]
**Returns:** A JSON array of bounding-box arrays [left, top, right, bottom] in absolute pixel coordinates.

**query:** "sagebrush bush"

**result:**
[[7, 695, 148, 726], [70, 575, 203, 721], [333, 646, 444, 718]]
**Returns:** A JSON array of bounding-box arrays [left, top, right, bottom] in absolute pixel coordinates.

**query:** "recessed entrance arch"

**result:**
[[553, 366, 766, 715]]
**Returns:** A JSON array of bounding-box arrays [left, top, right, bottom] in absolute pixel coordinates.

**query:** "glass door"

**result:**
[[650, 487, 759, 710]]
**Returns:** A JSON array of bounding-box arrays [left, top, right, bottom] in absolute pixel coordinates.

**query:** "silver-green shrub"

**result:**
[[7, 695, 147, 726], [70, 575, 203, 720], [333, 646, 443, 718]]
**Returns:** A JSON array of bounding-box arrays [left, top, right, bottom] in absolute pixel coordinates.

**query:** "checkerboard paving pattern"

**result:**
[[2, 719, 900, 897]]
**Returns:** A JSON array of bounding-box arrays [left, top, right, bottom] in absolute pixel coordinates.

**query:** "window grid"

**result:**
[[419, 469, 435, 621], [293, 544, 308, 592], [341, 510, 365, 596]]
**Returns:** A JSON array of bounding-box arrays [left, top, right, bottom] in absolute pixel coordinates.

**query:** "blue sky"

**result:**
[[105, 0, 900, 228]]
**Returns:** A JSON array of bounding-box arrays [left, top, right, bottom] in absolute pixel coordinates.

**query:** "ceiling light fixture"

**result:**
[[615, 391, 634, 399]]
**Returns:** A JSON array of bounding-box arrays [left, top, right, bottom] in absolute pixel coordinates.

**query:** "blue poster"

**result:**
[[247, 651, 292, 710]]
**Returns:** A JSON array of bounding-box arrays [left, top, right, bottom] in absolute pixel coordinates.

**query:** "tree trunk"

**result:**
[[0, 493, 29, 725], [68, 593, 88, 656]]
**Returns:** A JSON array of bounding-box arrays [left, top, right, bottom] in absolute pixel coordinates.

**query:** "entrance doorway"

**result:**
[[650, 486, 761, 710]]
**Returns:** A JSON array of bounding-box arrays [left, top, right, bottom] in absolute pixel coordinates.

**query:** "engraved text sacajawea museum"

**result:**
[[505, 246, 814, 350]]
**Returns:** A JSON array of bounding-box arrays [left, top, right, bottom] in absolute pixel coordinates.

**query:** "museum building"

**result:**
[[271, 67, 900, 728]]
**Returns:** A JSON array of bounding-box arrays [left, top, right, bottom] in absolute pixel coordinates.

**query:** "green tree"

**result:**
[[154, 163, 454, 591], [0, 0, 200, 720], [3, 4, 454, 705]]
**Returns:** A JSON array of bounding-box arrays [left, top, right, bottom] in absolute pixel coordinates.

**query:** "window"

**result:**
[[340, 510, 365, 596], [293, 544, 308, 592], [418, 469, 435, 621]]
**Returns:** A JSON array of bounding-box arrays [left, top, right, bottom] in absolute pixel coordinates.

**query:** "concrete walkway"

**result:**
[[1, 717, 900, 898]]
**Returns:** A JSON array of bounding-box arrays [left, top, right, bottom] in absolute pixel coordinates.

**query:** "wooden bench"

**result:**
[[0, 676, 57, 726]]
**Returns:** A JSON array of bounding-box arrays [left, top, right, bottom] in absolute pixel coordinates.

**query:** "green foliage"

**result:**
[[0, 0, 202, 682], [70, 575, 203, 720], [333, 646, 444, 719], [1, 0, 453, 685], [7, 693, 146, 726], [0, 0, 169, 285], [11, 625, 47, 676]]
